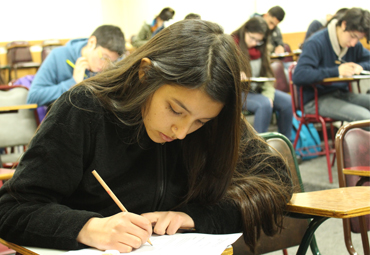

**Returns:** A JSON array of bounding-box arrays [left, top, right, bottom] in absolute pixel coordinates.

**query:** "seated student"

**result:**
[[26, 25, 125, 108], [231, 17, 293, 140], [252, 6, 286, 54], [132, 7, 175, 48], [293, 7, 370, 123], [0, 20, 292, 253], [184, 13, 201, 20], [302, 8, 349, 46]]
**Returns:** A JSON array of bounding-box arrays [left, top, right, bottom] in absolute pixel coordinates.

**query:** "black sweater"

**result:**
[[0, 87, 290, 250]]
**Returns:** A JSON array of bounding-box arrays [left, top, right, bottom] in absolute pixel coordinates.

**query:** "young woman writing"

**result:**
[[231, 16, 293, 139], [0, 20, 292, 253]]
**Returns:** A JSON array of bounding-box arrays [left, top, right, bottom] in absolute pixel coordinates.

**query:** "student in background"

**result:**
[[132, 7, 175, 48], [293, 8, 370, 124], [232, 16, 293, 140], [26, 25, 125, 107], [184, 13, 201, 20], [252, 6, 286, 54], [0, 20, 292, 253]]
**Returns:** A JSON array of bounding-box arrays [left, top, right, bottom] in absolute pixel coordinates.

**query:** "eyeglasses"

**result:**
[[247, 33, 264, 46], [98, 47, 110, 63]]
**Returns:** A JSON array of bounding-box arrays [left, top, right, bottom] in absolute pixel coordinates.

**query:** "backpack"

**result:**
[[290, 111, 322, 160]]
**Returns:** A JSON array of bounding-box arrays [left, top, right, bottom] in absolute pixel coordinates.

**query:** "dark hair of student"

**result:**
[[158, 7, 175, 21], [184, 13, 201, 20], [268, 6, 285, 22], [231, 16, 274, 78], [91, 25, 126, 56], [74, 20, 292, 252], [337, 7, 370, 42]]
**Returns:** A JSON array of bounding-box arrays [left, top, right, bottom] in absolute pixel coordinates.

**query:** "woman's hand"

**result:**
[[77, 212, 152, 253], [141, 211, 195, 235]]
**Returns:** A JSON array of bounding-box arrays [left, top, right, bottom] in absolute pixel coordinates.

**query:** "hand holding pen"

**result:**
[[66, 58, 89, 83], [335, 59, 370, 76], [75, 170, 153, 253]]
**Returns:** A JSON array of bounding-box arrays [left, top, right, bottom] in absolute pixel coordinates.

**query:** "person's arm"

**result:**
[[0, 89, 101, 249], [26, 51, 77, 106], [292, 39, 339, 86], [132, 23, 152, 48], [355, 44, 370, 71], [272, 27, 285, 54]]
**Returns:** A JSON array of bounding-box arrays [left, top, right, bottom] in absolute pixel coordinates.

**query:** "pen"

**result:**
[[66, 59, 88, 78], [92, 170, 153, 246], [334, 59, 370, 75]]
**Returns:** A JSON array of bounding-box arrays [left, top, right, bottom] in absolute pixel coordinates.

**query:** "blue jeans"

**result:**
[[304, 90, 370, 122], [244, 90, 293, 138]]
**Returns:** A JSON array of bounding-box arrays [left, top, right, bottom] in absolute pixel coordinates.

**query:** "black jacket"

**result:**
[[0, 86, 290, 250]]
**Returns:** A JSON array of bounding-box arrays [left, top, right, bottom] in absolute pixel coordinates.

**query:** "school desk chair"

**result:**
[[335, 120, 370, 255], [271, 60, 289, 93], [0, 85, 38, 168], [288, 62, 339, 184], [41, 39, 62, 62], [6, 41, 40, 82], [233, 131, 321, 255]]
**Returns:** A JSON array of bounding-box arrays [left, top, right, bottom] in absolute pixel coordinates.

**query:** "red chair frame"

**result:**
[[288, 62, 341, 183]]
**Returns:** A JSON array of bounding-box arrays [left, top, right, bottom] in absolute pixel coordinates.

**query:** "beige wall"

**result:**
[[0, 0, 369, 68]]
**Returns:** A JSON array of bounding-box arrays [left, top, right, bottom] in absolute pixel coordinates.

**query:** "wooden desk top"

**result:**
[[0, 104, 37, 112], [322, 75, 370, 83], [343, 166, 370, 176], [286, 186, 370, 218]]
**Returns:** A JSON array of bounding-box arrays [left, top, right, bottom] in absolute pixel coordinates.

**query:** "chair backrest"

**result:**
[[233, 132, 319, 255], [0, 86, 38, 148], [335, 120, 370, 233], [41, 39, 62, 62], [282, 43, 294, 62], [6, 41, 33, 65], [271, 60, 289, 93], [288, 62, 302, 115]]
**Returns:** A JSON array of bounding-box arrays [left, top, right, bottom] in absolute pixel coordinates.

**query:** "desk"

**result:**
[[0, 104, 37, 113], [286, 186, 370, 255], [270, 50, 301, 61]]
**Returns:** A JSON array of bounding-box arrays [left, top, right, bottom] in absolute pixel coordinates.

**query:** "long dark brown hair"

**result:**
[[231, 16, 274, 78], [74, 19, 291, 253]]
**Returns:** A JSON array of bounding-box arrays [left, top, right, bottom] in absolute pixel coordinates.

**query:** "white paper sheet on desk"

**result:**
[[352, 74, 370, 79], [63, 233, 242, 255]]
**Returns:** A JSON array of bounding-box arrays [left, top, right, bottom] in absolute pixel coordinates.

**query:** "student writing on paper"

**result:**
[[26, 25, 126, 108], [231, 17, 293, 139], [0, 20, 293, 254], [293, 8, 370, 124]]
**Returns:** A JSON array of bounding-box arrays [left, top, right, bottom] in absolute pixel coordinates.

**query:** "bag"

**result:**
[[290, 111, 321, 160]]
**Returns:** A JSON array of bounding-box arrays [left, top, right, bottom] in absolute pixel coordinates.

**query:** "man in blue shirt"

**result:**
[[293, 7, 370, 123], [27, 25, 126, 107]]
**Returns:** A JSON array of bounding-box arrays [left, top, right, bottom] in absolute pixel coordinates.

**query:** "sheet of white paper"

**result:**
[[353, 74, 370, 79], [249, 77, 276, 82], [61, 233, 242, 255]]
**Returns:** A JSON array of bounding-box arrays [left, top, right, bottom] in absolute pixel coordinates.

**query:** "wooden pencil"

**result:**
[[92, 170, 153, 246]]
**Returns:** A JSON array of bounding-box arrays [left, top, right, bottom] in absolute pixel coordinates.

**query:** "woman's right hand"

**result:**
[[76, 212, 153, 253]]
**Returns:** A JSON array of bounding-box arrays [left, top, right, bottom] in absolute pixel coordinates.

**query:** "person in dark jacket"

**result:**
[[252, 6, 286, 54], [0, 20, 292, 254], [293, 7, 370, 123]]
